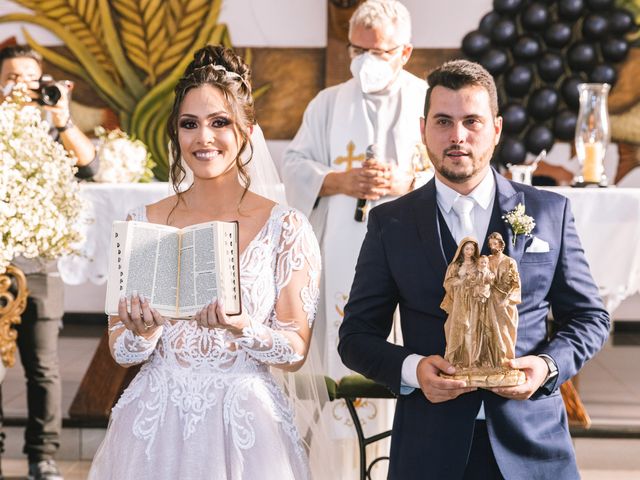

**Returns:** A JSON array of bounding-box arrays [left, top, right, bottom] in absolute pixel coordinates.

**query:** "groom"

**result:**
[[338, 60, 610, 479]]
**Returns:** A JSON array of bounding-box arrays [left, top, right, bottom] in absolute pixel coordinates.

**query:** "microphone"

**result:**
[[354, 144, 377, 222]]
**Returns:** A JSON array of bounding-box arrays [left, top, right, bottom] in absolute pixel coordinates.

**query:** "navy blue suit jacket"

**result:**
[[338, 171, 610, 480]]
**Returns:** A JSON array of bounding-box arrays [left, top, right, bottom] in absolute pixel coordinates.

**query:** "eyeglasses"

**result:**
[[347, 43, 403, 59]]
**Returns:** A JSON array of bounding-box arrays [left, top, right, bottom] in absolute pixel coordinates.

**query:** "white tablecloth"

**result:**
[[544, 187, 640, 313], [58, 183, 172, 286], [59, 183, 640, 314]]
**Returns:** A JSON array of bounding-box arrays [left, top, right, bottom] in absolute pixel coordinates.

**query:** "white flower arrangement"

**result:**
[[0, 86, 84, 273], [502, 203, 535, 246], [93, 127, 155, 183]]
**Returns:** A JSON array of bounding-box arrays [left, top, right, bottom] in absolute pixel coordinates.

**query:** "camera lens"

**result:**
[[39, 84, 61, 106]]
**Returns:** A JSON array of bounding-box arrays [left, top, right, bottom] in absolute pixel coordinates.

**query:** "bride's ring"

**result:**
[[144, 321, 153, 330]]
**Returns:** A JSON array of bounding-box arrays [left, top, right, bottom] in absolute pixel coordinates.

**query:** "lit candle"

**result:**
[[582, 141, 603, 183]]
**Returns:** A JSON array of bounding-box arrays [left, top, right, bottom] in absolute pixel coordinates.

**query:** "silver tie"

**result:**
[[452, 196, 475, 244]]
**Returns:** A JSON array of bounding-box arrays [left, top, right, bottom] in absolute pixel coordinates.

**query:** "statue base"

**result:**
[[440, 366, 525, 388]]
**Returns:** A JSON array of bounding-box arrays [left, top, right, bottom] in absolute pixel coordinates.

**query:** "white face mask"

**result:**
[[350, 53, 395, 94]]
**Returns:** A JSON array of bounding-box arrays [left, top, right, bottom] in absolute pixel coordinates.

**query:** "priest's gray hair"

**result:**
[[349, 0, 412, 44]]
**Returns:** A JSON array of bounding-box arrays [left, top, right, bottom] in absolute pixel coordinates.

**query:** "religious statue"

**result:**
[[440, 233, 525, 387]]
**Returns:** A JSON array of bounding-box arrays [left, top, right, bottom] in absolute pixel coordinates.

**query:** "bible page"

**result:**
[[177, 223, 218, 317], [124, 222, 179, 317]]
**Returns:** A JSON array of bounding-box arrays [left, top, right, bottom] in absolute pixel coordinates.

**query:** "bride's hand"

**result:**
[[118, 293, 165, 337], [194, 299, 249, 335]]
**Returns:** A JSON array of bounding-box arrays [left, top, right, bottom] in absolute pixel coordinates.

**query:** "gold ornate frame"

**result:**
[[0, 265, 28, 368]]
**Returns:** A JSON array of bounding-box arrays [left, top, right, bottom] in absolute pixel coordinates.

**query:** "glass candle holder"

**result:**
[[574, 83, 610, 187]]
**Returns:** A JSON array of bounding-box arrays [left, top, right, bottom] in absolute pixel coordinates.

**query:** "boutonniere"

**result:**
[[502, 203, 535, 246]]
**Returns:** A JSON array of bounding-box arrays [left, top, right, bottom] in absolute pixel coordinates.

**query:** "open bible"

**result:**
[[105, 220, 241, 318]]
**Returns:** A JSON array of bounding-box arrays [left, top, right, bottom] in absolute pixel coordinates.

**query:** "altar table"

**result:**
[[543, 187, 640, 313]]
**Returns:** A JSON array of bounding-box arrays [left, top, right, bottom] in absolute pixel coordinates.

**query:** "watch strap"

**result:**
[[56, 118, 74, 133], [538, 354, 559, 394]]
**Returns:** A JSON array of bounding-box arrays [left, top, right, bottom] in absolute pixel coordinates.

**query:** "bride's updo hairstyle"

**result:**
[[167, 45, 255, 196]]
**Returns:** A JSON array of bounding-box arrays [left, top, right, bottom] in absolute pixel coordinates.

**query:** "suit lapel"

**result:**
[[494, 172, 526, 263], [413, 181, 448, 279]]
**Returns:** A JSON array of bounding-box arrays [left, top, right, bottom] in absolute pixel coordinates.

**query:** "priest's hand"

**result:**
[[488, 356, 548, 400], [416, 355, 477, 403], [384, 163, 415, 196], [321, 165, 389, 199]]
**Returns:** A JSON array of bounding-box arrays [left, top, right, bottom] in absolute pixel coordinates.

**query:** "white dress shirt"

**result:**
[[400, 170, 496, 411]]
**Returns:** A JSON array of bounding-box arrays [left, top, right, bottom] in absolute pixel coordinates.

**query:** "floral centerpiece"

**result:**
[[93, 127, 155, 183], [0, 86, 84, 273]]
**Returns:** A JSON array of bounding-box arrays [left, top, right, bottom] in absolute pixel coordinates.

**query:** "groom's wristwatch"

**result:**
[[538, 354, 558, 394]]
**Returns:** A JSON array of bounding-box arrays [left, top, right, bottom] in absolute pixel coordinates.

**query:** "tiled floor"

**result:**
[[0, 322, 638, 479]]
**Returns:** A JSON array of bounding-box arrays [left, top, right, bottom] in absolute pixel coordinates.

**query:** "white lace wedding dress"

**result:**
[[89, 204, 321, 480]]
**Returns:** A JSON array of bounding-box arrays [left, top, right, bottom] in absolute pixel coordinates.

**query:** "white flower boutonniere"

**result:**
[[502, 203, 535, 246]]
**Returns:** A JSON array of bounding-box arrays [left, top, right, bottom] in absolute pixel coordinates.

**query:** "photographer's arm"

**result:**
[[45, 82, 97, 172], [48, 106, 97, 169]]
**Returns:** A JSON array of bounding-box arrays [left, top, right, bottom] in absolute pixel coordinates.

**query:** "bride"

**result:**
[[89, 45, 325, 480]]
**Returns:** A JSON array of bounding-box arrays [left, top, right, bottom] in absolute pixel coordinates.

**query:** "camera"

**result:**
[[36, 74, 64, 106]]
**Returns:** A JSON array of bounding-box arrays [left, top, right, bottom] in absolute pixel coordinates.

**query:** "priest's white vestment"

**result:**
[[280, 70, 429, 445]]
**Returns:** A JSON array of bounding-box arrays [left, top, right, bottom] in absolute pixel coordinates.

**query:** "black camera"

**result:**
[[36, 74, 63, 106]]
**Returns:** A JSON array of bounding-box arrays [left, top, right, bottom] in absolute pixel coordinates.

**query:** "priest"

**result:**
[[280, 0, 429, 382]]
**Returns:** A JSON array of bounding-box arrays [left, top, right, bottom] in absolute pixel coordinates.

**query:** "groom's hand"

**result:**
[[416, 355, 477, 403], [489, 356, 548, 400]]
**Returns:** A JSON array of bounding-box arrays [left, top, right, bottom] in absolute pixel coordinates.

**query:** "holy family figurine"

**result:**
[[440, 232, 526, 387]]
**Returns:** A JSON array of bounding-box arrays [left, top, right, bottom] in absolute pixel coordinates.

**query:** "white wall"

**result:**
[[405, 0, 492, 48], [0, 0, 490, 49], [0, 0, 327, 47]]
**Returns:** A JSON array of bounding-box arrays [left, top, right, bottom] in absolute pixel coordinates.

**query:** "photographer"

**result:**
[[0, 44, 99, 480], [0, 44, 98, 177]]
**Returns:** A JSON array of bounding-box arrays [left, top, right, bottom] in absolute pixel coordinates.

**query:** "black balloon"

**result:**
[[585, 0, 614, 11], [589, 63, 617, 85], [501, 103, 529, 134], [479, 11, 501, 35], [609, 9, 635, 35], [513, 35, 542, 60], [493, 0, 524, 14], [497, 137, 527, 166], [527, 87, 559, 120], [504, 65, 535, 97], [480, 48, 509, 75], [582, 13, 609, 39], [521, 2, 551, 30], [561, 75, 585, 110], [554, 110, 578, 141], [492, 19, 518, 45], [558, 0, 584, 20], [525, 125, 555, 154], [462, 31, 492, 58], [601, 37, 629, 62], [537, 52, 565, 82], [544, 23, 573, 48], [568, 42, 597, 72]]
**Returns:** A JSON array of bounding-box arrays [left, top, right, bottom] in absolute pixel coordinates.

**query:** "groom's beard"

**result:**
[[426, 144, 495, 184]]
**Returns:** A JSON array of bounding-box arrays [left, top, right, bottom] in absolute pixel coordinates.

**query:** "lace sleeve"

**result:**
[[235, 209, 321, 369], [108, 314, 162, 366]]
